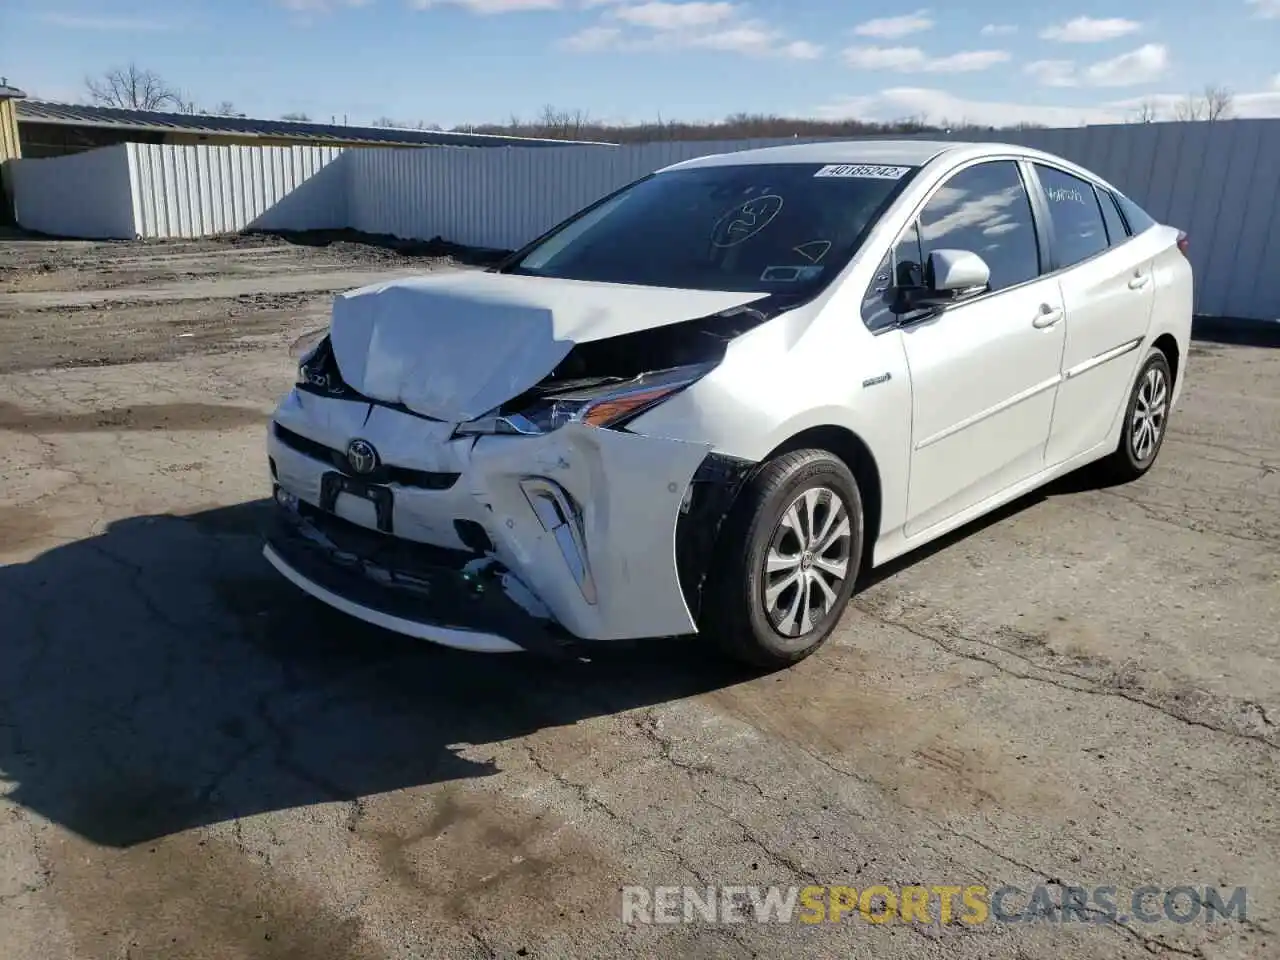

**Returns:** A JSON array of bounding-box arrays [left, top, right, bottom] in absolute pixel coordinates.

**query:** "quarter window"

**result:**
[[1096, 187, 1130, 246], [1115, 193, 1158, 235], [861, 222, 924, 329], [1036, 164, 1109, 267], [918, 161, 1040, 292]]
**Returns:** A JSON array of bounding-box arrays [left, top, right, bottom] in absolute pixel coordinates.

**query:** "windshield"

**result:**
[[505, 162, 916, 293]]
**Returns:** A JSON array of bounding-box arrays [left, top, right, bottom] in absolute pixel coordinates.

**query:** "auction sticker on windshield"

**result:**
[[814, 164, 911, 179]]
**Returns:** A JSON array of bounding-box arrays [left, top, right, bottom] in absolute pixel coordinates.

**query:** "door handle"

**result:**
[[1033, 305, 1064, 329], [1128, 274, 1151, 290]]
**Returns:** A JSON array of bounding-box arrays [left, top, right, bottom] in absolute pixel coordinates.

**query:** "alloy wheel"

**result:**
[[761, 487, 852, 638], [1131, 365, 1168, 462]]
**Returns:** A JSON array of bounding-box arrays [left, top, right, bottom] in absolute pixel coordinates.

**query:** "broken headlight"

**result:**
[[294, 333, 354, 398], [457, 362, 715, 436]]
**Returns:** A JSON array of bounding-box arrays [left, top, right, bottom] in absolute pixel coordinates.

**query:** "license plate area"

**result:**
[[320, 472, 394, 534]]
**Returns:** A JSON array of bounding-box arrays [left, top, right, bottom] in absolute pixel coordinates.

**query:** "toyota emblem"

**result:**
[[346, 438, 379, 475]]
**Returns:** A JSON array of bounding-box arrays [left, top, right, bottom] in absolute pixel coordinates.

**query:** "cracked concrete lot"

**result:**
[[1, 231, 1277, 960]]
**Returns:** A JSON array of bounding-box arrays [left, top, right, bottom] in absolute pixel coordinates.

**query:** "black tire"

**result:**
[[1095, 347, 1174, 484], [700, 448, 864, 670]]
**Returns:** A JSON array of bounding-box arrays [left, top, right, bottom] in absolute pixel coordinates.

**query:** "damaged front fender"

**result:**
[[468, 423, 713, 641]]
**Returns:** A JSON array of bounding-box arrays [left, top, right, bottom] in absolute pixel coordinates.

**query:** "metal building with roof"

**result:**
[[15, 100, 613, 158]]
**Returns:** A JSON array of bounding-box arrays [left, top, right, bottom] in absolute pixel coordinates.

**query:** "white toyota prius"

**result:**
[[264, 139, 1193, 668]]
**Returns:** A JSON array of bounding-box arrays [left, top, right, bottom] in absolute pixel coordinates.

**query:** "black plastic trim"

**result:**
[[273, 423, 460, 491], [674, 452, 758, 621], [266, 497, 575, 654]]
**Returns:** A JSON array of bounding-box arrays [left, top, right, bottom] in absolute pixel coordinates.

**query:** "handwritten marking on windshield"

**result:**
[[793, 240, 832, 263], [814, 164, 911, 179], [711, 195, 784, 248]]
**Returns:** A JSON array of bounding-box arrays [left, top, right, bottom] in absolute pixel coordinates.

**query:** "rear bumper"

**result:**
[[263, 495, 574, 654]]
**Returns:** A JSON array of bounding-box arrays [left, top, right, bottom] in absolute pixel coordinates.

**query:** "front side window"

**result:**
[[917, 160, 1041, 292], [506, 163, 914, 294], [1035, 164, 1109, 268]]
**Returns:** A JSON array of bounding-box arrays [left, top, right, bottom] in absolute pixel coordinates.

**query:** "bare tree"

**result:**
[[280, 112, 311, 122], [1203, 84, 1233, 121], [1131, 100, 1159, 123], [1173, 95, 1205, 122], [85, 63, 181, 111], [214, 101, 240, 116], [373, 116, 401, 127]]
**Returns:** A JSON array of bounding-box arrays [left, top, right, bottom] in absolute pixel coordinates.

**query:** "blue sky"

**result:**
[[3, 0, 1279, 128]]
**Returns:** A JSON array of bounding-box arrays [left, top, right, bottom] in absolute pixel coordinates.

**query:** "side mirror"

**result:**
[[896, 248, 991, 314], [926, 248, 990, 294]]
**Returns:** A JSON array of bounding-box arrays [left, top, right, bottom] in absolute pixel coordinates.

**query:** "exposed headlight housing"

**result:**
[[293, 333, 357, 400], [456, 362, 715, 437]]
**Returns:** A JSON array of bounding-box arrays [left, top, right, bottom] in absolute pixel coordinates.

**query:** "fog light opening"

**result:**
[[520, 478, 598, 605], [275, 486, 299, 512]]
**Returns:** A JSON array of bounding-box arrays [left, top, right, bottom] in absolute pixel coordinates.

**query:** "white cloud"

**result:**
[[1024, 44, 1168, 88], [615, 1, 733, 29], [1247, 0, 1280, 18], [810, 80, 1280, 129], [41, 12, 178, 29], [1025, 59, 1077, 87], [560, 24, 621, 49], [780, 40, 823, 59], [1040, 16, 1141, 43], [843, 45, 1010, 73], [1084, 43, 1167, 85], [980, 23, 1017, 36], [813, 87, 1125, 127], [561, 2, 820, 58], [410, 0, 559, 12], [852, 10, 933, 39]]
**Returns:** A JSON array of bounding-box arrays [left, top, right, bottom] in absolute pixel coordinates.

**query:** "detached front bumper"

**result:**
[[264, 494, 572, 654], [264, 390, 724, 650]]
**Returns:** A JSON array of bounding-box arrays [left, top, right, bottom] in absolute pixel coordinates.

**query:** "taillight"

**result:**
[[1176, 231, 1189, 258]]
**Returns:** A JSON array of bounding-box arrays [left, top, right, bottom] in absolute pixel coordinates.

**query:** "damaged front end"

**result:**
[[265, 291, 786, 653]]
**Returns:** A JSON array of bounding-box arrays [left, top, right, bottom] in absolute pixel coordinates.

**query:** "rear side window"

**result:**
[[1035, 164, 1108, 268], [1115, 193, 1158, 235], [918, 160, 1041, 292], [1096, 188, 1130, 246]]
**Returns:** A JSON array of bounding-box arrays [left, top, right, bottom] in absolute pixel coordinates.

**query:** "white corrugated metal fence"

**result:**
[[10, 123, 1280, 319], [128, 143, 347, 238]]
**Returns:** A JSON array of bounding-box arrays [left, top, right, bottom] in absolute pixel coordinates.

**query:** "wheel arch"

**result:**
[[762, 424, 883, 579], [1152, 331, 1181, 386], [675, 423, 885, 622]]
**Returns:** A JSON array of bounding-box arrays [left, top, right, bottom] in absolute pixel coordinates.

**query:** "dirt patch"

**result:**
[[0, 232, 480, 374], [0, 401, 267, 433], [704, 645, 1060, 815], [43, 827, 384, 960], [0, 504, 53, 552]]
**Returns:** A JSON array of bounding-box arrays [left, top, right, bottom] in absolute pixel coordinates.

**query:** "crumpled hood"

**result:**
[[328, 269, 767, 422]]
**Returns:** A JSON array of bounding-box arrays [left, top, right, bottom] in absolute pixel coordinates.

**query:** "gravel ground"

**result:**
[[0, 233, 1277, 960]]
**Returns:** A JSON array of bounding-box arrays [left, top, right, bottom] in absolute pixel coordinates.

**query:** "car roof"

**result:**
[[658, 139, 963, 172], [656, 138, 1127, 196]]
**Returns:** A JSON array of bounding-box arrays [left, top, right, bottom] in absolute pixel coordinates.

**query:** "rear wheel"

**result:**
[[1096, 347, 1173, 483], [701, 449, 864, 669]]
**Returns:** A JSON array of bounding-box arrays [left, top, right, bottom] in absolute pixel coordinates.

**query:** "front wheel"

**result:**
[[700, 449, 864, 670], [1096, 347, 1173, 484]]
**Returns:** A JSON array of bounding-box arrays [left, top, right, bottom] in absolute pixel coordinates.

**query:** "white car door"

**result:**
[[897, 159, 1066, 538], [1032, 163, 1158, 467]]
